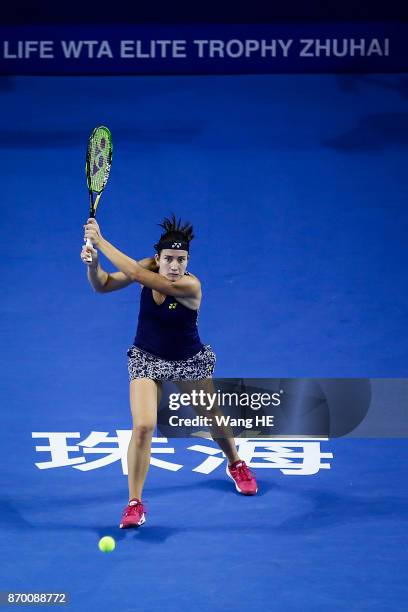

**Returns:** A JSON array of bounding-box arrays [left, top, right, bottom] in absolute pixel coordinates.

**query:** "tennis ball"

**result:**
[[98, 536, 116, 553]]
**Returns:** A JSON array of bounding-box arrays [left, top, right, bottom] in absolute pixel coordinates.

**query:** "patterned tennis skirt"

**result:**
[[127, 344, 216, 382]]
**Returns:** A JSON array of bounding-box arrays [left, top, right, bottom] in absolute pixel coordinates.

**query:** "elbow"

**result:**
[[95, 276, 109, 294], [88, 281, 103, 294]]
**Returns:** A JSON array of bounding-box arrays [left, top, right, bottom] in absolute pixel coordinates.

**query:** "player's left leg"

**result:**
[[175, 378, 258, 495]]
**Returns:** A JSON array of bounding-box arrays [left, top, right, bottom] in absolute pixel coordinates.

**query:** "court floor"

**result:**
[[1, 74, 407, 610]]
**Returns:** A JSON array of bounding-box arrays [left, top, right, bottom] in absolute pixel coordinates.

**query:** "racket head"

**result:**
[[85, 126, 113, 196]]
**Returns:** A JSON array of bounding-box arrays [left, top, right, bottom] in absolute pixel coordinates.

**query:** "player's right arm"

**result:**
[[81, 245, 157, 293], [90, 267, 133, 293]]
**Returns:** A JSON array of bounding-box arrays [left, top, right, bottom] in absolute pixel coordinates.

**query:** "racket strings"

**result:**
[[87, 127, 112, 193]]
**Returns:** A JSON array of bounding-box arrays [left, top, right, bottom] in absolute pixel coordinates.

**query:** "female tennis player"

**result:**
[[81, 214, 258, 528]]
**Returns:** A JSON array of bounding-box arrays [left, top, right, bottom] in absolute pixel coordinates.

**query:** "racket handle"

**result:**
[[85, 238, 93, 263], [85, 193, 101, 262]]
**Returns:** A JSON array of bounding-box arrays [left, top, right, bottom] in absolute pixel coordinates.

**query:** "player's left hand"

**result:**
[[84, 218, 103, 247]]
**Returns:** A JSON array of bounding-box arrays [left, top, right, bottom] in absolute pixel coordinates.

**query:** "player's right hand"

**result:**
[[80, 244, 99, 268]]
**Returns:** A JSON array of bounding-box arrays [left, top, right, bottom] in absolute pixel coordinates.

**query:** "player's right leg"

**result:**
[[120, 377, 160, 528]]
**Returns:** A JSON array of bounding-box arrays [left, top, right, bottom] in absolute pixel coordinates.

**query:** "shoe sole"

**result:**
[[226, 469, 258, 495], [119, 513, 146, 529]]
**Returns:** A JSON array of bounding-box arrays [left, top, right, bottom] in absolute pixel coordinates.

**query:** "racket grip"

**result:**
[[85, 238, 93, 263]]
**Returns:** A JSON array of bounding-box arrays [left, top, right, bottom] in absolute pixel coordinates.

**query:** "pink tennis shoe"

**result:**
[[119, 498, 147, 529], [119, 461, 257, 528], [227, 460, 258, 495]]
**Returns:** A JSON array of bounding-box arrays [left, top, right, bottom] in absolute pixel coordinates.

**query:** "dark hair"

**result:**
[[154, 213, 194, 253]]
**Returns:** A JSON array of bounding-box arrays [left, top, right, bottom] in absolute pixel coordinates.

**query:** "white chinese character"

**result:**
[[187, 437, 332, 475], [188, 444, 225, 474], [73, 431, 126, 471], [73, 431, 183, 473], [236, 438, 333, 475], [32, 432, 86, 469], [32, 431, 183, 473]]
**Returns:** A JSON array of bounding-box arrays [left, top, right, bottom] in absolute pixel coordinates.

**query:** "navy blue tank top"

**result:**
[[133, 282, 204, 360]]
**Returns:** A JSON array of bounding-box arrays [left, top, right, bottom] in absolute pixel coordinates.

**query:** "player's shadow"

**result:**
[[146, 477, 272, 497], [0, 498, 178, 543], [94, 524, 182, 543]]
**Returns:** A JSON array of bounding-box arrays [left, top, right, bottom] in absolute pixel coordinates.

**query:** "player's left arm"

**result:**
[[131, 267, 201, 298], [85, 220, 200, 298], [109, 246, 199, 297]]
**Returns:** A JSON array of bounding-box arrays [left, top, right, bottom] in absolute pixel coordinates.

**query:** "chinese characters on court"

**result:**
[[32, 431, 333, 476]]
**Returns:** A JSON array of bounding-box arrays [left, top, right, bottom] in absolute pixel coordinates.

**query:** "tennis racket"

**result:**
[[84, 125, 113, 262]]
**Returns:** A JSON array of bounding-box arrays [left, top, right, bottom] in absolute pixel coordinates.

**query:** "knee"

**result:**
[[132, 423, 155, 442]]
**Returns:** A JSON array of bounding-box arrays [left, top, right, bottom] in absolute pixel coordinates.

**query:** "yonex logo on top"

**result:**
[[172, 242, 182, 248]]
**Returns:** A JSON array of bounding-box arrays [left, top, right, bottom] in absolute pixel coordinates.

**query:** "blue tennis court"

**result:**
[[1, 74, 407, 610]]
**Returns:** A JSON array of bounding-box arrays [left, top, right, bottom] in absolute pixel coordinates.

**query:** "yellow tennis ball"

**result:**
[[98, 536, 116, 553]]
